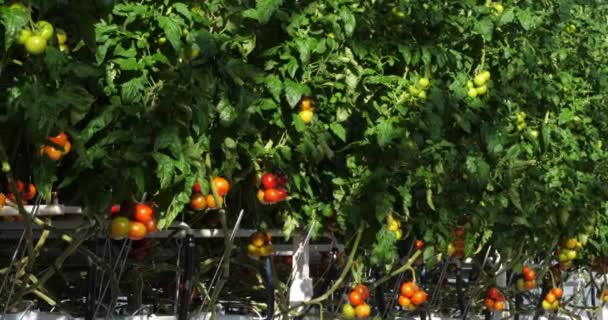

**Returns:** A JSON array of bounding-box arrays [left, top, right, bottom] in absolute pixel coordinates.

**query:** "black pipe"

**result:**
[[177, 234, 195, 320], [85, 241, 98, 320], [514, 290, 522, 320], [374, 268, 386, 315], [455, 263, 466, 319], [264, 256, 274, 320]]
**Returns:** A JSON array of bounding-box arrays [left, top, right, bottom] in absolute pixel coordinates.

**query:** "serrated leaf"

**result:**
[[475, 17, 494, 41], [156, 15, 182, 52], [330, 123, 347, 142], [265, 75, 282, 101], [172, 3, 192, 24], [242, 0, 283, 24], [0, 6, 29, 48], [284, 80, 309, 107]]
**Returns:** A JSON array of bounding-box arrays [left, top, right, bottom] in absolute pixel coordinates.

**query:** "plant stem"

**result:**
[[368, 249, 422, 291]]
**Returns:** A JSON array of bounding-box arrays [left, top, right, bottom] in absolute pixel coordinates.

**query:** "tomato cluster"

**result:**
[[447, 227, 466, 259], [557, 237, 582, 269], [484, 287, 505, 312], [342, 284, 371, 319], [257, 172, 288, 204], [516, 266, 536, 291], [298, 96, 315, 124], [3, 180, 37, 208], [386, 214, 403, 240], [110, 203, 158, 241], [247, 231, 272, 258], [541, 287, 563, 311], [467, 70, 491, 98], [398, 281, 428, 311], [41, 132, 71, 161], [190, 177, 230, 211], [408, 77, 431, 100]]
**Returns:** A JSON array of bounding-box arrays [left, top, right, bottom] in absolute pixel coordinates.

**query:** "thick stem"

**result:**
[[367, 250, 422, 291]]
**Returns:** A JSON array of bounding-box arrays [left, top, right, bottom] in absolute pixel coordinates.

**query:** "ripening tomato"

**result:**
[[212, 177, 230, 196], [398, 295, 411, 308], [400, 282, 416, 298], [250, 232, 266, 247], [205, 194, 223, 208], [190, 193, 207, 211], [299, 110, 314, 124], [48, 132, 68, 146], [111, 217, 130, 240], [348, 291, 364, 307], [261, 173, 277, 189], [524, 280, 535, 290], [257, 189, 266, 204], [134, 203, 153, 223], [523, 269, 535, 281], [44, 145, 63, 160], [128, 221, 147, 240], [551, 287, 563, 299], [411, 291, 428, 305], [545, 292, 557, 304], [192, 182, 202, 193], [61, 141, 71, 155], [263, 188, 282, 203], [300, 97, 314, 111], [259, 244, 272, 256], [144, 219, 158, 233], [541, 300, 552, 310], [415, 240, 425, 250], [247, 244, 260, 257], [354, 303, 371, 318], [493, 300, 504, 311], [0, 193, 6, 208], [484, 298, 495, 310], [354, 284, 369, 300], [487, 288, 500, 300]]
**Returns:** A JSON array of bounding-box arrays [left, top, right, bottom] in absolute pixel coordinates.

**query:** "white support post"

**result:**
[[289, 232, 313, 310]]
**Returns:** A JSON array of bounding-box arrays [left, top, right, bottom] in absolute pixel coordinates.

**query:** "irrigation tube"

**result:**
[[178, 232, 195, 320], [264, 256, 274, 320]]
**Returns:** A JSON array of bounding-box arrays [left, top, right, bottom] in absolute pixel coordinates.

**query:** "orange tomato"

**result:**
[[493, 300, 504, 311], [128, 221, 147, 240], [545, 292, 556, 304], [354, 303, 371, 318], [354, 284, 369, 300], [22, 183, 36, 200], [134, 203, 154, 223], [484, 298, 495, 310], [44, 145, 63, 160], [190, 193, 207, 211], [48, 132, 68, 146], [144, 219, 158, 233], [205, 194, 223, 208], [0, 192, 5, 208], [411, 291, 428, 305], [524, 280, 536, 290], [523, 269, 535, 281], [400, 282, 416, 298], [61, 140, 71, 155], [415, 240, 425, 250], [212, 177, 230, 196], [551, 287, 563, 299], [348, 291, 364, 307], [398, 295, 411, 307]]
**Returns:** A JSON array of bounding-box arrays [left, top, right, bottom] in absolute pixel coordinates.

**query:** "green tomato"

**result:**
[[467, 80, 475, 89], [476, 85, 488, 95], [480, 70, 491, 81], [516, 122, 527, 131], [417, 77, 430, 89], [111, 216, 131, 240], [1, 161, 10, 173], [529, 129, 539, 139], [565, 249, 577, 260], [494, 4, 504, 14], [36, 20, 54, 40], [18, 29, 32, 45], [391, 7, 406, 19], [342, 304, 355, 318], [9, 3, 27, 10], [56, 28, 67, 45], [558, 252, 569, 262], [184, 43, 201, 60], [467, 88, 478, 98], [473, 74, 486, 87], [158, 37, 167, 45], [408, 85, 420, 96], [24, 35, 47, 55], [566, 24, 577, 34], [418, 90, 427, 100], [59, 44, 69, 53]]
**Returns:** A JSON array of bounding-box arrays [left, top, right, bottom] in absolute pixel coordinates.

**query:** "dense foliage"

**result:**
[[1, 0, 608, 281]]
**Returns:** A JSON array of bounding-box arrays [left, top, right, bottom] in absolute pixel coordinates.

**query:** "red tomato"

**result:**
[[212, 177, 230, 196], [523, 269, 535, 281], [145, 219, 158, 233], [284, 256, 293, 265], [348, 291, 364, 307], [522, 266, 531, 275], [276, 173, 289, 186], [276, 188, 288, 201], [134, 203, 154, 223], [454, 239, 465, 249], [484, 298, 495, 310], [263, 188, 282, 203], [48, 132, 68, 146], [455, 227, 465, 238], [22, 183, 36, 200], [0, 193, 5, 208], [111, 217, 131, 240], [16, 180, 25, 193], [111, 204, 121, 215], [415, 240, 425, 250], [354, 284, 369, 300], [192, 182, 202, 193], [261, 173, 277, 189], [129, 221, 147, 240], [487, 288, 500, 300]]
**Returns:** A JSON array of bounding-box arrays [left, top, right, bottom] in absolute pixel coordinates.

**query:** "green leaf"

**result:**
[[156, 15, 183, 52], [172, 3, 192, 24], [265, 75, 282, 101], [330, 123, 346, 142], [284, 80, 310, 107], [474, 17, 494, 41], [0, 6, 29, 48], [121, 75, 148, 104], [242, 0, 283, 24]]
